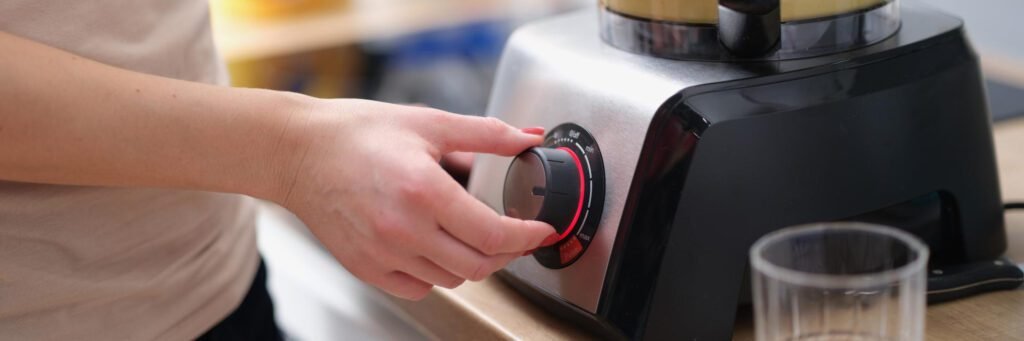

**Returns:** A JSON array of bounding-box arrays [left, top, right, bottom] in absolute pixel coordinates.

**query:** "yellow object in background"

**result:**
[[210, 0, 362, 97], [226, 46, 364, 98], [213, 0, 348, 19]]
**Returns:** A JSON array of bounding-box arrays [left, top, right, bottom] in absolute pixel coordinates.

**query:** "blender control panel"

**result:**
[[503, 123, 605, 268]]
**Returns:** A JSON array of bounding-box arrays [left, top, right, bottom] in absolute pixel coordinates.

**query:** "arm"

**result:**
[[0, 32, 307, 199], [0, 32, 556, 299]]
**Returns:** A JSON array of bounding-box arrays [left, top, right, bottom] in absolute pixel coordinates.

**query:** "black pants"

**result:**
[[197, 260, 283, 341]]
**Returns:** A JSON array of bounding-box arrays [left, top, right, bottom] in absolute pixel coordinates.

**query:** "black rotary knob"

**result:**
[[503, 147, 583, 240]]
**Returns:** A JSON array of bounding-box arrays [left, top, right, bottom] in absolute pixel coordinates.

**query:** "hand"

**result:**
[[276, 99, 558, 300]]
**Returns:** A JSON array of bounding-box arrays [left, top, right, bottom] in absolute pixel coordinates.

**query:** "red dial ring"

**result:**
[[556, 146, 586, 242]]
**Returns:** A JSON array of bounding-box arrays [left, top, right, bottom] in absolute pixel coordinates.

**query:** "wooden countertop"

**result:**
[[384, 101, 1024, 340]]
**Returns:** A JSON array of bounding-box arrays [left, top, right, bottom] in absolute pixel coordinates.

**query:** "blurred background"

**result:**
[[211, 0, 588, 116], [209, 0, 1024, 339]]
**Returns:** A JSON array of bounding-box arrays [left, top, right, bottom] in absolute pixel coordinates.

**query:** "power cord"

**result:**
[[1006, 202, 1024, 210]]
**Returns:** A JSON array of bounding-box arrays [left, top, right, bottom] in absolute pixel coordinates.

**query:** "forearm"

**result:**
[[0, 31, 311, 200]]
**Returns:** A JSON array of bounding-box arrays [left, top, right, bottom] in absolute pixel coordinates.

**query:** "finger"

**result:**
[[418, 229, 521, 281], [419, 112, 544, 155], [486, 251, 526, 277], [431, 169, 556, 255], [400, 256, 466, 289], [370, 271, 434, 301], [356, 240, 463, 289]]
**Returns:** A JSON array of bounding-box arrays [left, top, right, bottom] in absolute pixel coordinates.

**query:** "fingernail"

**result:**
[[522, 248, 537, 256], [540, 233, 561, 247], [520, 127, 545, 136]]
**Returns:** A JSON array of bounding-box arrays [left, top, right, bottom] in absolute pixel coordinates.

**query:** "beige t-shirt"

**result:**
[[0, 1, 259, 340]]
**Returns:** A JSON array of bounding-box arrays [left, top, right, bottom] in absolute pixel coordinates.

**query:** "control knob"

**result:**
[[503, 147, 584, 242]]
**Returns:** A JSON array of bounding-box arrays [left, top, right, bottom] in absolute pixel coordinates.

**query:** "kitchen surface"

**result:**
[[235, 0, 1024, 340]]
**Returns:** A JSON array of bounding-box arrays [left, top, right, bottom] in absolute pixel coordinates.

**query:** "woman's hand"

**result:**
[[275, 99, 557, 300]]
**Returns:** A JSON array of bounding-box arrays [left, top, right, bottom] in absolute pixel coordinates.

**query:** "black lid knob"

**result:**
[[503, 147, 582, 237], [718, 0, 781, 57]]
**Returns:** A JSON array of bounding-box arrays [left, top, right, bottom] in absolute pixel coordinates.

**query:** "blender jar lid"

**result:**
[[600, 0, 901, 60]]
